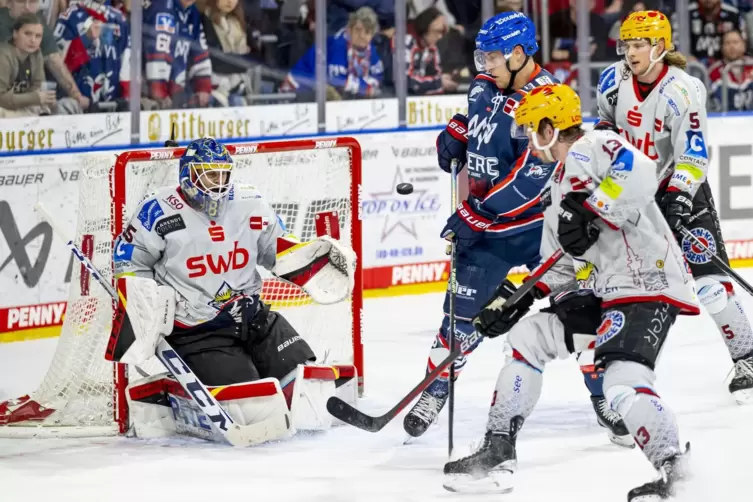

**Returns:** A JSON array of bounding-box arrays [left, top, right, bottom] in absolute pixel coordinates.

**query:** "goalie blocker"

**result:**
[[108, 229, 358, 442]]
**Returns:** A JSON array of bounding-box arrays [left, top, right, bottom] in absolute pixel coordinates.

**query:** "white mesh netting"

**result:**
[[0, 141, 361, 437]]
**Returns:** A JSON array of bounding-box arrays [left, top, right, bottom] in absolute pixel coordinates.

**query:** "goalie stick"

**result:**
[[680, 226, 753, 297], [34, 202, 290, 447], [326, 248, 565, 433]]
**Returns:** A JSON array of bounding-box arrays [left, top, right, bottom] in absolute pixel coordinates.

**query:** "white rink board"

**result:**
[[2, 283, 753, 501]]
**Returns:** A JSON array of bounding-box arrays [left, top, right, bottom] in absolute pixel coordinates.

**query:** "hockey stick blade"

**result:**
[[327, 249, 565, 432]]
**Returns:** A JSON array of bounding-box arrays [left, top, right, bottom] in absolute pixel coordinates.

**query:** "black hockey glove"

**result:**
[[472, 279, 545, 338], [557, 192, 601, 257], [659, 189, 693, 234]]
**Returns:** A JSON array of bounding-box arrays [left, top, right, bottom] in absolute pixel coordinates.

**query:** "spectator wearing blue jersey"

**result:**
[[54, 0, 132, 112], [281, 6, 384, 100], [326, 0, 394, 35], [709, 29, 753, 111]]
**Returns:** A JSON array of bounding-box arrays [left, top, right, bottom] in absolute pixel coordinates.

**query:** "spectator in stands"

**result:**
[[549, 0, 609, 63], [39, 0, 65, 26], [0, 0, 90, 112], [281, 6, 384, 100], [495, 0, 523, 11], [326, 0, 394, 35], [143, 0, 212, 110], [405, 7, 457, 95], [608, 0, 657, 54], [372, 11, 394, 95], [201, 0, 258, 106], [709, 29, 753, 110], [54, 0, 132, 112], [0, 13, 56, 116], [678, 0, 746, 63]]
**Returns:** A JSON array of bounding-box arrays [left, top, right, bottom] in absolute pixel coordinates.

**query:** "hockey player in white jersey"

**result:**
[[443, 84, 697, 501], [596, 10, 753, 402], [108, 137, 357, 440]]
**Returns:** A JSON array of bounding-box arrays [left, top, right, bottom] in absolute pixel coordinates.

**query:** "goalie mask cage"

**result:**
[[0, 137, 363, 438]]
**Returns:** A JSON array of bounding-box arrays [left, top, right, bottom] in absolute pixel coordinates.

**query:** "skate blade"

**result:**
[[607, 430, 636, 449], [443, 468, 515, 494], [732, 388, 753, 405], [629, 494, 665, 502]]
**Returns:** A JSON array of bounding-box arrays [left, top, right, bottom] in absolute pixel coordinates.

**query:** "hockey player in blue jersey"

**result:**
[[144, 0, 212, 109], [403, 11, 631, 447], [54, 0, 131, 108]]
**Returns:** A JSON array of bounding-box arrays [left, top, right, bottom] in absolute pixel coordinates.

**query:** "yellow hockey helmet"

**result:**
[[619, 10, 674, 53], [513, 84, 582, 138]]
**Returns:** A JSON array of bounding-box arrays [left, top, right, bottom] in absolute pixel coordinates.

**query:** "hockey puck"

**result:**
[[396, 183, 414, 195]]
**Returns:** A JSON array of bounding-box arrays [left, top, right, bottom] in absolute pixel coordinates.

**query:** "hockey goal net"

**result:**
[[0, 137, 363, 438]]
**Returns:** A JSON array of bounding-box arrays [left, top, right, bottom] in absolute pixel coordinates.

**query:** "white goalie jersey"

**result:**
[[114, 184, 285, 326], [536, 130, 699, 314], [596, 61, 709, 197]]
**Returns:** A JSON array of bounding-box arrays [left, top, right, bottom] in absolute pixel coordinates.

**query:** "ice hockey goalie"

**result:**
[[107, 137, 358, 444]]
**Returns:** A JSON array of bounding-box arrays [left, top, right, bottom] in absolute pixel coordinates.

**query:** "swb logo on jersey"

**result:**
[[186, 241, 249, 278]]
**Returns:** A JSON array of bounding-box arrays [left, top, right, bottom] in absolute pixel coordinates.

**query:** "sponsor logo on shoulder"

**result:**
[[155, 214, 186, 237], [598, 65, 616, 94], [137, 199, 164, 231], [569, 151, 590, 163], [524, 164, 549, 179], [469, 85, 484, 102]]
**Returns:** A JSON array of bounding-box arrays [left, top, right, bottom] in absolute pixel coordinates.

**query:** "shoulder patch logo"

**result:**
[[598, 66, 617, 95], [137, 199, 164, 231], [469, 85, 484, 102]]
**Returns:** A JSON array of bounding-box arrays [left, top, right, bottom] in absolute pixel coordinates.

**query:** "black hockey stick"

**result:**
[[326, 249, 565, 433], [680, 226, 753, 297], [447, 158, 459, 457]]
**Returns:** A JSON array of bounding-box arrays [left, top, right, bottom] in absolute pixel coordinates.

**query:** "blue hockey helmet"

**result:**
[[475, 11, 539, 72], [178, 137, 234, 219]]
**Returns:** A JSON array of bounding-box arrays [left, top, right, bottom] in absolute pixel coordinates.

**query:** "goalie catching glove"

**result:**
[[273, 235, 357, 304]]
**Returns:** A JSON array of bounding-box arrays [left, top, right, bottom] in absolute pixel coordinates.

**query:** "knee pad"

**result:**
[[603, 360, 656, 417], [696, 276, 729, 315], [507, 313, 561, 370]]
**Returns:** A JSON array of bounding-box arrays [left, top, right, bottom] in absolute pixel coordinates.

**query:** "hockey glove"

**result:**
[[441, 197, 495, 248], [659, 189, 693, 234], [436, 113, 468, 173], [473, 279, 544, 338], [557, 192, 601, 257], [593, 120, 619, 134]]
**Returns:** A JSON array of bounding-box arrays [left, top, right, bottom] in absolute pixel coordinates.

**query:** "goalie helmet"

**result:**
[[179, 137, 234, 218]]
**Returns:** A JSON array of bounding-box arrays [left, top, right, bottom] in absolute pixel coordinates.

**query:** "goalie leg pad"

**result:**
[[289, 364, 359, 431], [127, 374, 178, 438], [108, 276, 175, 365]]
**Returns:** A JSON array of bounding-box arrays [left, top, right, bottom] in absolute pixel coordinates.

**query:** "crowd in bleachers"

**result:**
[[1, 0, 753, 118]]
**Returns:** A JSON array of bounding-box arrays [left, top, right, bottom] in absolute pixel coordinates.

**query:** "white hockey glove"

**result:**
[[111, 276, 175, 365], [273, 235, 357, 304]]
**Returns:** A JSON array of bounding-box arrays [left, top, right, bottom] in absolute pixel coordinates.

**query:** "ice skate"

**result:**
[[442, 428, 518, 494], [729, 355, 753, 405], [591, 395, 634, 448], [628, 444, 689, 501], [403, 380, 448, 439]]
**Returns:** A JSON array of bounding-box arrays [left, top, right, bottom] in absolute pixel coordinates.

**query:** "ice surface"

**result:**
[[2, 278, 753, 502]]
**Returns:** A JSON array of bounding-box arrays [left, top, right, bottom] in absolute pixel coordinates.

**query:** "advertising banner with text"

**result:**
[[2, 115, 753, 341]]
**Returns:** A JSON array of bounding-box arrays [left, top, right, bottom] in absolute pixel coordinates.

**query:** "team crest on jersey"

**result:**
[[574, 260, 598, 289], [209, 281, 244, 310], [596, 310, 625, 347], [682, 227, 716, 264], [524, 164, 549, 179]]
